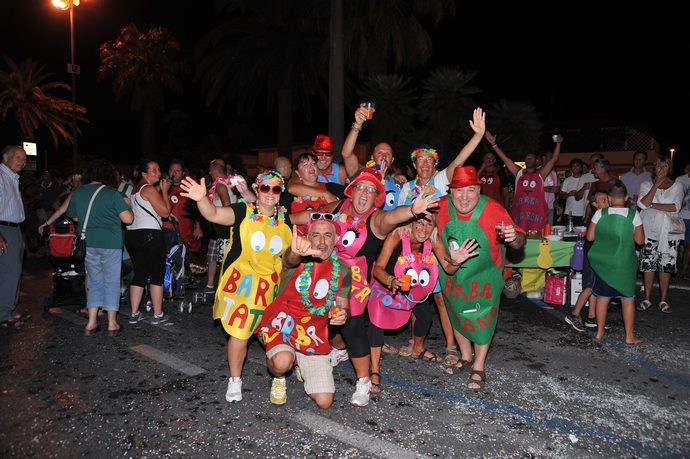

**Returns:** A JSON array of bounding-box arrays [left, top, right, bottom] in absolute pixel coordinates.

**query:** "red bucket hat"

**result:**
[[312, 134, 334, 154], [344, 167, 386, 208], [449, 166, 482, 188]]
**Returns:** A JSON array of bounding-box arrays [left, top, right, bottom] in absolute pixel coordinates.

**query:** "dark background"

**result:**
[[2, 1, 688, 171]]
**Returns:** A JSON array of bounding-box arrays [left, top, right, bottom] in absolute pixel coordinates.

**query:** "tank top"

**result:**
[[128, 184, 162, 230]]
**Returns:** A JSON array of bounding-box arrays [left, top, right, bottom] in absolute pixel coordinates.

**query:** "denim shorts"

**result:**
[[84, 247, 123, 311]]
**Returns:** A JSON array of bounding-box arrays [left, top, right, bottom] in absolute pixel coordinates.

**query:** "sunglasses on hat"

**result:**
[[310, 212, 335, 221], [258, 184, 282, 194]]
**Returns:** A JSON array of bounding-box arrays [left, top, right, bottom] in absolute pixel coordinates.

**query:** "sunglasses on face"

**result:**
[[310, 212, 335, 221], [354, 183, 377, 194], [258, 184, 282, 194], [315, 151, 334, 157]]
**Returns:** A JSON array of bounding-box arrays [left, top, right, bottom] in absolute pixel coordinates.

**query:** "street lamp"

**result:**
[[52, 0, 80, 172]]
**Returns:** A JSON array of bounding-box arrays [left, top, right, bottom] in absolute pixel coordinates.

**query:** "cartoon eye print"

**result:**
[[385, 191, 396, 207], [522, 179, 529, 188], [404, 268, 419, 286], [418, 269, 431, 286], [313, 279, 330, 299], [250, 231, 266, 251], [295, 273, 311, 291], [171, 195, 179, 204], [480, 177, 487, 184], [529, 180, 537, 189], [485, 177, 494, 185], [341, 229, 359, 247], [268, 235, 283, 254]]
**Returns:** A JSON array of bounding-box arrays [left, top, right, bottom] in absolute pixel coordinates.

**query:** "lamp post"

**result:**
[[52, 0, 80, 172]]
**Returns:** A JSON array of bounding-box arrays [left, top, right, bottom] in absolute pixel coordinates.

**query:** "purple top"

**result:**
[[620, 169, 652, 198]]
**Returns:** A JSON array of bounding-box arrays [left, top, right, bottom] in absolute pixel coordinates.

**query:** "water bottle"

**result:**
[[567, 211, 573, 233]]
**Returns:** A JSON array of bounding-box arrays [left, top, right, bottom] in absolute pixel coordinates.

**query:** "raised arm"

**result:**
[[287, 177, 338, 202], [180, 177, 236, 226], [485, 130, 521, 176], [342, 104, 370, 178], [141, 180, 172, 218], [540, 135, 562, 180], [371, 193, 439, 238], [445, 108, 486, 181]]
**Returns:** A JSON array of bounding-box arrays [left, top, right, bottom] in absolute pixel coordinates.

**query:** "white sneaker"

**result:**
[[329, 347, 349, 367], [350, 377, 371, 407], [269, 378, 287, 405], [225, 377, 242, 403]]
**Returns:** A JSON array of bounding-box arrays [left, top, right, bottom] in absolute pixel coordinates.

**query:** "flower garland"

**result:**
[[247, 202, 286, 226], [397, 251, 435, 266], [332, 211, 366, 229], [405, 181, 437, 203], [298, 250, 341, 316]]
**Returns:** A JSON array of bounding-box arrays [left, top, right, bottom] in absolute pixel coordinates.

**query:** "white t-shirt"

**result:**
[[591, 207, 642, 227], [398, 169, 450, 206], [561, 175, 588, 217]]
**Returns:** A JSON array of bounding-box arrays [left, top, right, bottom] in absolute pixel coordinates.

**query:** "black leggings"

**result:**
[[368, 299, 434, 348], [125, 229, 166, 287], [339, 314, 370, 359]]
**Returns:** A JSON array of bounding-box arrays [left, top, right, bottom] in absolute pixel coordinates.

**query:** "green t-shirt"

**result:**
[[67, 183, 131, 249]]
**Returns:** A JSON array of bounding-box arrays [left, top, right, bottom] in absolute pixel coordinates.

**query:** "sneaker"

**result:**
[[584, 317, 610, 330], [329, 347, 349, 367], [151, 313, 169, 325], [350, 377, 372, 407], [225, 377, 242, 403], [269, 378, 287, 405], [129, 312, 144, 324], [565, 314, 585, 332]]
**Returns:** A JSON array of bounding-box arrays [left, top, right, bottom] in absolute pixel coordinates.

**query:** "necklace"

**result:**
[[298, 250, 341, 316], [406, 179, 437, 202], [333, 210, 366, 229], [247, 202, 285, 226]]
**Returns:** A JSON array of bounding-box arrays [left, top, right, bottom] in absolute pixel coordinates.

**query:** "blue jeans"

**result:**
[[85, 247, 122, 311]]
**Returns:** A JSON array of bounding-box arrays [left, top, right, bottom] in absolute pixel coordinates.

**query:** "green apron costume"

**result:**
[[440, 195, 505, 345], [587, 208, 637, 297]]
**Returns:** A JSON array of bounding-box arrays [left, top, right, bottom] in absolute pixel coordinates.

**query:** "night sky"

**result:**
[[2, 1, 688, 170]]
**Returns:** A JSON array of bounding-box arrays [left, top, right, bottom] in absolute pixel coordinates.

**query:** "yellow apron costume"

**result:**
[[213, 202, 292, 339]]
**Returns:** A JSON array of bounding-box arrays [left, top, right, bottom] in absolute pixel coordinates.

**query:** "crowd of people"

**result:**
[[2, 103, 689, 410]]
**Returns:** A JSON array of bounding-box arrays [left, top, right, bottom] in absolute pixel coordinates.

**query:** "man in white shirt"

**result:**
[[620, 150, 652, 208], [560, 159, 588, 227]]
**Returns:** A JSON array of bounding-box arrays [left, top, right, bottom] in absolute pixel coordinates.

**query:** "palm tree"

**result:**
[[418, 67, 482, 165], [195, 0, 328, 156], [485, 99, 543, 160], [0, 55, 87, 148], [98, 23, 185, 157]]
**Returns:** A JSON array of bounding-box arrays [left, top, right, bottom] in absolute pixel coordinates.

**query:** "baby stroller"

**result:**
[[163, 221, 193, 313], [45, 218, 86, 310]]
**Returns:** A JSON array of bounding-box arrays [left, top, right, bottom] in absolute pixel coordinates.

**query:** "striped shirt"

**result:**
[[0, 163, 25, 223]]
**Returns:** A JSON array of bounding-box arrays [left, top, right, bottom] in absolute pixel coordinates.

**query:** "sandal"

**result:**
[[659, 301, 672, 314], [467, 369, 486, 391], [444, 358, 474, 375], [413, 348, 442, 363], [443, 345, 460, 366], [398, 339, 413, 357], [636, 299, 652, 311], [370, 371, 382, 393], [382, 343, 398, 355]]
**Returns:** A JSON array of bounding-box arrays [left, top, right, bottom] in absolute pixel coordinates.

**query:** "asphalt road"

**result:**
[[1, 257, 689, 458]]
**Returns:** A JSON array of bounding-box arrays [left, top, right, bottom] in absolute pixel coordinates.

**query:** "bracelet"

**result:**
[[387, 275, 394, 290], [351, 123, 362, 132], [490, 143, 498, 149], [444, 256, 461, 267], [410, 207, 418, 219]]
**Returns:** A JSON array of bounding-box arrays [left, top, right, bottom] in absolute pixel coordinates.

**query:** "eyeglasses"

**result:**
[[315, 150, 334, 157], [258, 184, 282, 194], [310, 212, 335, 221], [353, 183, 377, 194]]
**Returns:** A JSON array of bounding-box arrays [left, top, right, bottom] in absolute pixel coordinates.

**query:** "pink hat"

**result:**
[[344, 167, 386, 208], [449, 166, 482, 188]]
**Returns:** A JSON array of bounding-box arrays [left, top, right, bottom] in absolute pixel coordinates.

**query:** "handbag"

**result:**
[[667, 214, 685, 235], [72, 185, 106, 259]]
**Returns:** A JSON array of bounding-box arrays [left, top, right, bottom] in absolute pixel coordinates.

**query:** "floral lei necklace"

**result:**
[[298, 250, 341, 316], [247, 202, 286, 226], [397, 251, 436, 266], [405, 179, 437, 202], [332, 211, 366, 229]]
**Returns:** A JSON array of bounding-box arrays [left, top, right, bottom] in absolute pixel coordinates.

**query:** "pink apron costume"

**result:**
[[368, 232, 438, 329], [511, 170, 548, 232], [261, 252, 344, 354]]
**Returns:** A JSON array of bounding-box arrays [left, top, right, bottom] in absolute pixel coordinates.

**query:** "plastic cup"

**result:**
[[400, 274, 411, 292], [364, 102, 375, 120], [495, 221, 506, 242]]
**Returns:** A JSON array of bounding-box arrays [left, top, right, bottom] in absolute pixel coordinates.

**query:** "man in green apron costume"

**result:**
[[586, 180, 644, 344], [437, 166, 526, 389]]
